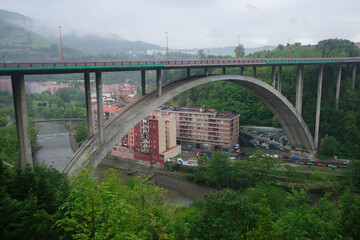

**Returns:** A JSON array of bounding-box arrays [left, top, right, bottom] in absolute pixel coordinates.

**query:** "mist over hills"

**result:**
[[0, 8, 274, 61]]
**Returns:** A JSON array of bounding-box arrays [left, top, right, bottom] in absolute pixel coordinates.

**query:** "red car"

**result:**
[[316, 163, 326, 167]]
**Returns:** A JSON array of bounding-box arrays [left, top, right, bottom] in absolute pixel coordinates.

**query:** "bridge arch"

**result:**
[[63, 74, 316, 175]]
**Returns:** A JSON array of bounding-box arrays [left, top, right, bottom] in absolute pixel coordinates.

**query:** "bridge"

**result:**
[[1, 57, 359, 174], [32, 118, 87, 123]]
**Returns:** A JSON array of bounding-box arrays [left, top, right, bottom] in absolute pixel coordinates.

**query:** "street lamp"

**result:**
[[287, 39, 291, 58], [237, 35, 241, 59], [59, 26, 64, 62], [165, 31, 169, 61]]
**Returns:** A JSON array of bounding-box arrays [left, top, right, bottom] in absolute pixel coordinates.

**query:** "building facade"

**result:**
[[158, 106, 240, 152], [92, 105, 181, 165]]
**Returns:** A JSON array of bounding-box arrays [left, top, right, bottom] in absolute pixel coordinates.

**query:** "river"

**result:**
[[34, 121, 197, 205]]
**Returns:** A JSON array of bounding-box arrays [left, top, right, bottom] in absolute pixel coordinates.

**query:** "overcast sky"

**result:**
[[1, 0, 360, 49]]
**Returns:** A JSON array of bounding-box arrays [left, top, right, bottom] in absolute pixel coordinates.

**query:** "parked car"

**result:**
[[307, 162, 314, 166], [342, 160, 350, 165], [327, 164, 337, 168], [316, 163, 326, 167], [228, 156, 236, 160]]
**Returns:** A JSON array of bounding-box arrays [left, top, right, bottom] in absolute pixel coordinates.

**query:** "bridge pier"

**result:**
[[352, 64, 356, 90], [335, 64, 342, 110], [187, 68, 191, 77], [84, 72, 94, 137], [278, 66, 282, 93], [240, 67, 244, 76], [223, 67, 226, 75], [11, 74, 33, 168], [141, 70, 146, 96], [157, 69, 162, 97], [96, 72, 104, 144], [314, 65, 324, 149], [271, 66, 276, 88], [252, 67, 256, 78], [204, 68, 209, 77], [296, 65, 304, 115]]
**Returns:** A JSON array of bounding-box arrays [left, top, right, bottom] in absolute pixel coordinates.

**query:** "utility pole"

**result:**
[[59, 26, 64, 61], [165, 31, 169, 61], [237, 35, 241, 59], [287, 39, 291, 58]]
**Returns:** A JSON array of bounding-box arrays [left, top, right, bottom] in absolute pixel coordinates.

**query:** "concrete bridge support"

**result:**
[[240, 67, 244, 76], [314, 65, 324, 149], [352, 64, 356, 90], [252, 67, 256, 78], [187, 68, 191, 77], [271, 66, 276, 88], [223, 67, 226, 75], [296, 65, 304, 115], [11, 74, 33, 168], [278, 66, 282, 93], [84, 72, 94, 137], [335, 65, 342, 110], [96, 72, 104, 144], [141, 70, 146, 96], [157, 69, 162, 97], [204, 68, 209, 77]]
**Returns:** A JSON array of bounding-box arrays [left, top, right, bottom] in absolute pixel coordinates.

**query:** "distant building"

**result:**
[[158, 106, 240, 152], [0, 78, 12, 93], [25, 81, 74, 94]]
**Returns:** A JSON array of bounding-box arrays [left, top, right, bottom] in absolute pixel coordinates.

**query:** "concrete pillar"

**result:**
[[95, 72, 104, 144], [222, 67, 226, 75], [296, 65, 304, 115], [252, 66, 256, 78], [84, 72, 94, 138], [335, 65, 342, 110], [278, 66, 282, 93], [352, 64, 356, 90], [314, 65, 324, 149], [187, 68, 191, 77], [141, 70, 146, 96], [11, 74, 33, 168], [204, 68, 209, 77], [240, 67, 244, 76], [271, 66, 276, 88], [156, 69, 162, 97]]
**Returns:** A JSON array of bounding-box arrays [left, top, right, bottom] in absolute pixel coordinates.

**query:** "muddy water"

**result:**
[[34, 122, 74, 171]]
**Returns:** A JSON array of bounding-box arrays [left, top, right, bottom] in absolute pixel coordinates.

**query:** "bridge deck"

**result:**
[[1, 58, 359, 75]]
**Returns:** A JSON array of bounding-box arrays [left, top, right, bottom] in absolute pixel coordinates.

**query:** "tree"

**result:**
[[56, 167, 130, 239], [246, 195, 283, 240], [197, 49, 206, 59], [234, 44, 245, 58], [321, 136, 342, 157]]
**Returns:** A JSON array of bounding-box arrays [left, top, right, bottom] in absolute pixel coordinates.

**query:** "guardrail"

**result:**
[[1, 57, 360, 69]]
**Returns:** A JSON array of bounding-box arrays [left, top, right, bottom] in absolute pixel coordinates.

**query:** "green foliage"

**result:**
[[246, 196, 283, 240], [321, 136, 342, 157], [75, 122, 88, 146], [189, 189, 257, 239], [0, 163, 70, 240], [56, 167, 130, 239], [234, 44, 245, 58]]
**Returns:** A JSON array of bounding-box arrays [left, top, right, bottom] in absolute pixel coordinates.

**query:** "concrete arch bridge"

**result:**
[[63, 74, 315, 176]]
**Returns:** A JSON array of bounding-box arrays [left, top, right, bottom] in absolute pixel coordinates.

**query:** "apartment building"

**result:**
[[158, 106, 240, 152], [92, 105, 180, 165]]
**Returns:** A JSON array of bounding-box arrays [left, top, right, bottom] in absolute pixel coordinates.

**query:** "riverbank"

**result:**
[[99, 158, 218, 199]]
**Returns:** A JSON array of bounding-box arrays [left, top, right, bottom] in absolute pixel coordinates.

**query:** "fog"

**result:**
[[1, 0, 359, 49]]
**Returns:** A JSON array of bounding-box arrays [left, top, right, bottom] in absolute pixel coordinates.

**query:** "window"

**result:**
[[153, 154, 158, 158], [140, 152, 144, 156], [113, 147, 117, 151], [135, 151, 139, 154]]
